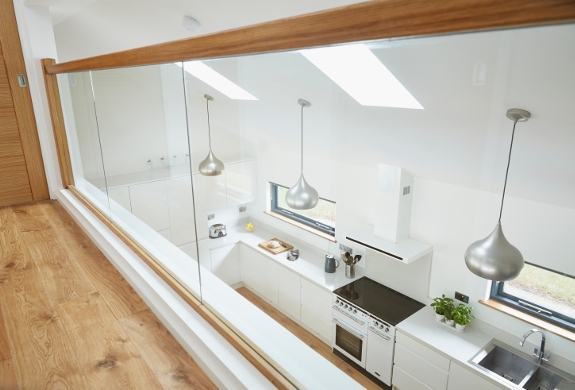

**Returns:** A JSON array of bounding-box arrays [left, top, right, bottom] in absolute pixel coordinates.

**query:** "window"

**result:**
[[269, 183, 336, 237], [490, 262, 575, 332]]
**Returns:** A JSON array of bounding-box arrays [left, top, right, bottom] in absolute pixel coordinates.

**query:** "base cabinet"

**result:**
[[393, 365, 433, 390], [210, 244, 241, 286], [239, 244, 278, 306], [278, 266, 301, 321], [447, 362, 504, 390]]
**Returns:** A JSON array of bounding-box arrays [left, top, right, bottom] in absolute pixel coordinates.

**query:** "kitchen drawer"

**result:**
[[394, 344, 448, 390], [300, 278, 331, 303], [301, 306, 332, 344], [396, 332, 450, 371], [300, 288, 332, 323], [392, 365, 433, 390]]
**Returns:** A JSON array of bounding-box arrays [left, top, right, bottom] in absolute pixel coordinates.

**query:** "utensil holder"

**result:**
[[345, 264, 355, 278]]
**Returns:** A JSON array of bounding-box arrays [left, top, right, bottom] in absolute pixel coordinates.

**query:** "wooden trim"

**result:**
[[67, 186, 297, 390], [41, 59, 74, 187], [265, 211, 337, 243], [0, 0, 49, 199], [45, 0, 575, 74], [479, 299, 575, 343]]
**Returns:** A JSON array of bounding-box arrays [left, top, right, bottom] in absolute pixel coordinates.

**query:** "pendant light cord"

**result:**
[[206, 98, 212, 150], [498, 119, 518, 222], [300, 104, 304, 174]]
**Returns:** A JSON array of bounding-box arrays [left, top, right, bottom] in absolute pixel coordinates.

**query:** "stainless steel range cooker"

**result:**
[[332, 277, 424, 388]]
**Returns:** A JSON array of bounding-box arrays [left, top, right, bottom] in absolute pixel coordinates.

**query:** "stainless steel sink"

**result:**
[[472, 344, 536, 384], [469, 341, 575, 389]]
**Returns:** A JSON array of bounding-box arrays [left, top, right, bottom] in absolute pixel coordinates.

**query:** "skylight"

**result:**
[[177, 61, 257, 100], [300, 44, 423, 109]]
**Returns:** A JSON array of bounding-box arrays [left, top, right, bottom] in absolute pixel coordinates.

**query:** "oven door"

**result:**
[[332, 317, 367, 367]]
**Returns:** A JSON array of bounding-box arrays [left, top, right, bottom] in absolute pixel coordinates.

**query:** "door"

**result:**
[[0, 0, 49, 206], [366, 328, 394, 386], [278, 266, 300, 320]]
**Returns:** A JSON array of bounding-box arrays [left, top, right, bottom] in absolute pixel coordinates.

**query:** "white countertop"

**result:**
[[397, 306, 493, 363], [209, 224, 363, 292]]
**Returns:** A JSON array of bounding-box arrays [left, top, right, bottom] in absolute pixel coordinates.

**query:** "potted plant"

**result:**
[[430, 295, 454, 322], [444, 303, 456, 327], [452, 304, 474, 332]]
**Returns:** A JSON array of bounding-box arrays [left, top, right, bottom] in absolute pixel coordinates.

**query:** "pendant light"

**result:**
[[199, 94, 225, 176], [285, 99, 319, 210], [464, 108, 531, 281]]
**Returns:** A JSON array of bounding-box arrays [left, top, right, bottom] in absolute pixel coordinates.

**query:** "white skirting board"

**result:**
[[57, 189, 274, 390]]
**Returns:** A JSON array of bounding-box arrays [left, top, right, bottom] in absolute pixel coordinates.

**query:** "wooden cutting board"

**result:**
[[258, 238, 293, 255]]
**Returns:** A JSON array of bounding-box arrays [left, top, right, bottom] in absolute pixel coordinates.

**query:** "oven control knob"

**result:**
[[340, 302, 344, 306], [385, 327, 390, 332], [374, 321, 378, 327], [348, 306, 352, 311], [344, 304, 348, 308], [353, 309, 357, 314], [379, 324, 384, 329]]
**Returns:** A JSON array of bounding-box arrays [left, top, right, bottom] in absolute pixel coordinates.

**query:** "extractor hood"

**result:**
[[345, 164, 432, 264]]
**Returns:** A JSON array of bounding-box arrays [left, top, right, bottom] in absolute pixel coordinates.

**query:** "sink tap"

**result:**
[[519, 329, 550, 364]]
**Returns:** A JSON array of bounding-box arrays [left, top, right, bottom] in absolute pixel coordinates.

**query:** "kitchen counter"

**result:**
[[208, 223, 363, 292]]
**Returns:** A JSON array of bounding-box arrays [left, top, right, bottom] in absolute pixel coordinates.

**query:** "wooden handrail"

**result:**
[[45, 0, 575, 74]]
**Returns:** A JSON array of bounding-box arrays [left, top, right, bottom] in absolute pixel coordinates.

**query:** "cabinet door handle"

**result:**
[[332, 318, 365, 340]]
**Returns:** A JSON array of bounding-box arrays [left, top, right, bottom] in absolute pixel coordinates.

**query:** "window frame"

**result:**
[[269, 182, 336, 237], [490, 261, 575, 332]]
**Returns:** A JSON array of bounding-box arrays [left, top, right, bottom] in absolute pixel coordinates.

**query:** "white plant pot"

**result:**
[[435, 313, 445, 322], [455, 323, 466, 332], [445, 319, 455, 327]]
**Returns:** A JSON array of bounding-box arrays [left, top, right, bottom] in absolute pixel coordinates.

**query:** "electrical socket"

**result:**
[[455, 291, 469, 304], [207, 214, 215, 220], [339, 244, 352, 254], [239, 206, 246, 212]]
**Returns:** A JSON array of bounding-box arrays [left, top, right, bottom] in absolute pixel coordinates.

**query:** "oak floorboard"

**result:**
[[0, 304, 11, 363], [236, 287, 381, 390], [12, 202, 97, 305], [40, 201, 149, 319], [0, 269, 90, 389], [119, 309, 217, 390], [0, 359, 18, 389], [0, 207, 35, 280], [57, 292, 163, 390]]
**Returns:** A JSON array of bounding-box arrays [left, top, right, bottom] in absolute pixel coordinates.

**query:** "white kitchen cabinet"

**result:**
[[129, 180, 171, 232], [166, 176, 196, 246], [210, 244, 241, 286], [393, 332, 450, 390], [393, 365, 433, 390], [278, 266, 301, 321], [225, 159, 256, 206], [107, 186, 132, 211], [300, 278, 332, 343], [447, 362, 504, 390], [239, 244, 278, 306]]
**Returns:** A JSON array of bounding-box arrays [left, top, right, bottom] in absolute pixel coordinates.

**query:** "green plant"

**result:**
[[430, 295, 454, 316], [452, 304, 475, 326]]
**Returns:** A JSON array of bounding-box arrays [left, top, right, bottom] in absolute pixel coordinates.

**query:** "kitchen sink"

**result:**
[[469, 341, 575, 389], [472, 344, 536, 384]]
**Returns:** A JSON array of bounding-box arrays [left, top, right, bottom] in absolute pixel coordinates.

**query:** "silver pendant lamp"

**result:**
[[285, 99, 319, 210], [464, 108, 531, 281], [199, 94, 225, 176]]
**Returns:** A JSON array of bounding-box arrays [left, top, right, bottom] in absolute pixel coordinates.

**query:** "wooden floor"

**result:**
[[236, 287, 382, 390], [0, 200, 217, 390]]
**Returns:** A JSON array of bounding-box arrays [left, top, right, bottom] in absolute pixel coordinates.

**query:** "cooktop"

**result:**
[[333, 277, 424, 326]]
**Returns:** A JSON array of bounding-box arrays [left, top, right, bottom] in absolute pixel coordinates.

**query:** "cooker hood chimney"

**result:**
[[345, 164, 432, 264]]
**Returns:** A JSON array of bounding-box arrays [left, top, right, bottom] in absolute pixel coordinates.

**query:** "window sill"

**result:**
[[264, 211, 337, 243], [479, 299, 575, 343]]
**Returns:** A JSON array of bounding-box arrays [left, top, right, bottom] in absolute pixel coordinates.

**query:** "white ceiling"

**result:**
[[35, 1, 575, 210], [32, 0, 365, 61]]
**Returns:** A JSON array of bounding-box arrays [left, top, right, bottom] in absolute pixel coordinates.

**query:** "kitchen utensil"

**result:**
[[346, 252, 354, 266], [345, 264, 355, 278], [325, 254, 340, 273], [287, 249, 300, 261], [209, 223, 227, 238], [354, 255, 362, 264]]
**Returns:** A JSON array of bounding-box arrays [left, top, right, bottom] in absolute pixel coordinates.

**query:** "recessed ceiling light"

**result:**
[[176, 62, 258, 100], [182, 16, 201, 33], [300, 44, 423, 109]]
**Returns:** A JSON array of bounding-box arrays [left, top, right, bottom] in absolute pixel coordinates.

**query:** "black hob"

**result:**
[[333, 277, 424, 326]]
